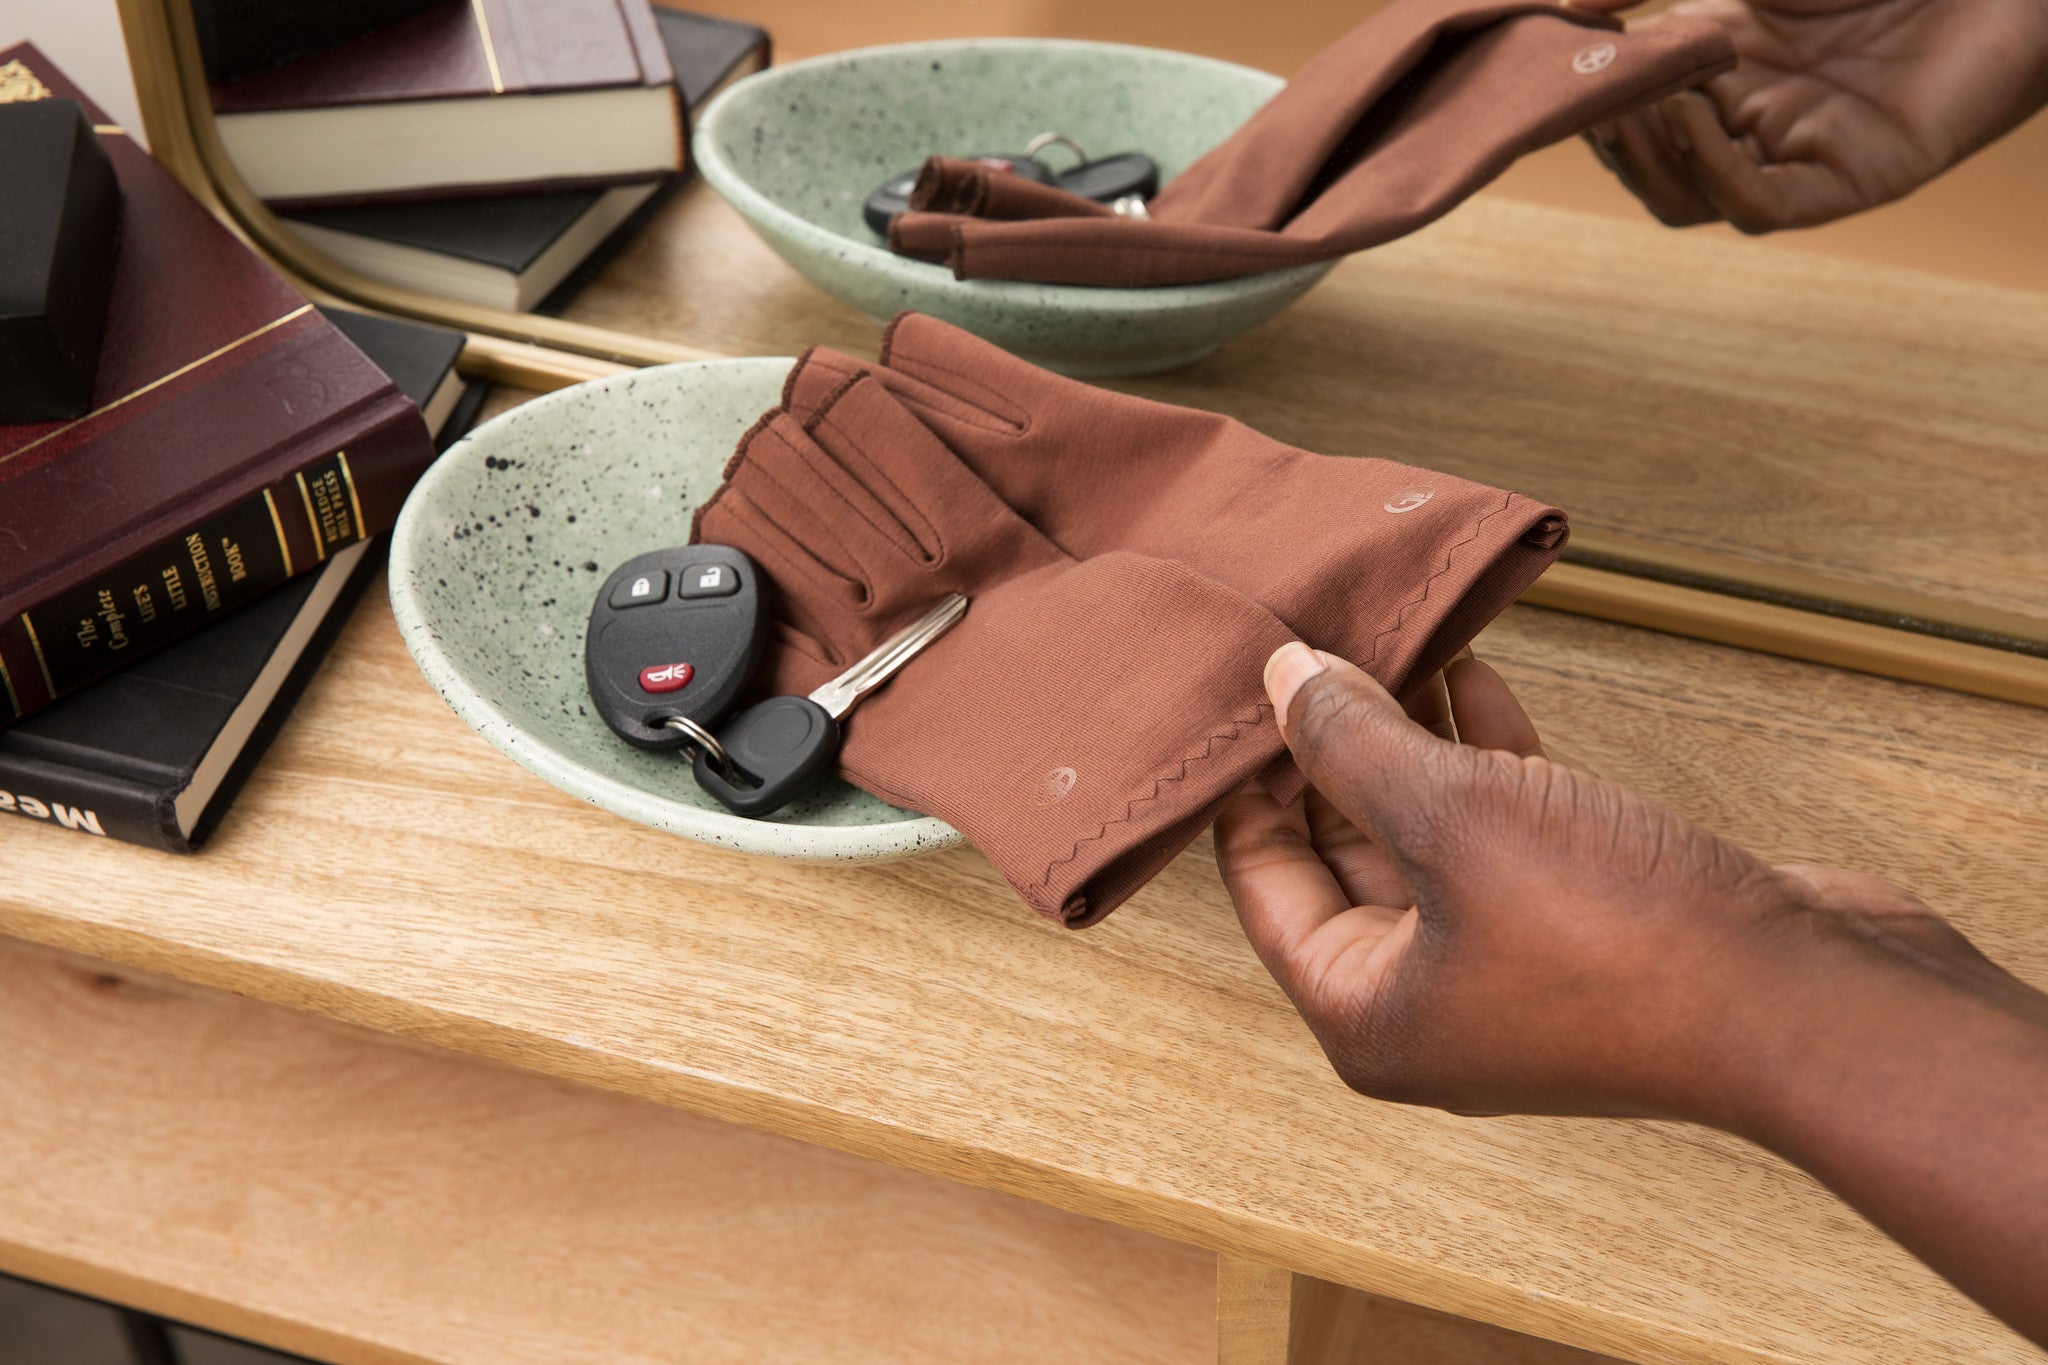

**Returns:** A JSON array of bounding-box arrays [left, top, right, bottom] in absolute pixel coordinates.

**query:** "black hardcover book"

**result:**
[[277, 8, 770, 312], [0, 99, 122, 422], [0, 307, 482, 852], [656, 7, 772, 109], [194, 0, 455, 83]]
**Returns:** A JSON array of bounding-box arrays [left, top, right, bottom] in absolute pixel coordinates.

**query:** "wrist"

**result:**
[[1684, 912, 2047, 1150]]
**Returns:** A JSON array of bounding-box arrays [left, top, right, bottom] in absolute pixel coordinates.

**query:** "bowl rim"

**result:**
[[388, 357, 965, 862], [690, 37, 1329, 310]]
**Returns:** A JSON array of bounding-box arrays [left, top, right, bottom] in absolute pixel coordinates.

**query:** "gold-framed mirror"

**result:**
[[117, 0, 2048, 708]]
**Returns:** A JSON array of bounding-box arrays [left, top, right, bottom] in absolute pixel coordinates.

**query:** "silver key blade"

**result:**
[[809, 593, 968, 720]]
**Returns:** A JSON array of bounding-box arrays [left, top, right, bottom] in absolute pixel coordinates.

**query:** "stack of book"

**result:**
[[201, 0, 769, 309], [0, 44, 480, 852]]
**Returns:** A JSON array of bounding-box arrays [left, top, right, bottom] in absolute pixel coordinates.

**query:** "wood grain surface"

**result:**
[[558, 181, 2048, 623], [3, 591, 2043, 1365], [0, 936, 1215, 1365]]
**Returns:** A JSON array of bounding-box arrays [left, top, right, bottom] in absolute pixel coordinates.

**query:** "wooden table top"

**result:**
[[6, 165, 2048, 1365], [562, 181, 2048, 627], [2, 589, 2043, 1365]]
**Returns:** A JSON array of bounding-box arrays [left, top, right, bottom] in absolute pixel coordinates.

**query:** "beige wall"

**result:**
[[715, 0, 2048, 293]]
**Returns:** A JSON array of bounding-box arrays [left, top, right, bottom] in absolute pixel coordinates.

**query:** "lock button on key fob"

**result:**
[[585, 545, 767, 749]]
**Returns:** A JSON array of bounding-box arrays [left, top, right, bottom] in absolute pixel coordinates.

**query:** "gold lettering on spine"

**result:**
[[336, 451, 367, 544], [19, 614, 54, 695], [265, 489, 295, 574], [294, 472, 327, 562], [470, 0, 506, 94], [0, 653, 17, 719]]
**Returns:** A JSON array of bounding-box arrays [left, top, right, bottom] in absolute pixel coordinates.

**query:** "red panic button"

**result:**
[[638, 661, 694, 694]]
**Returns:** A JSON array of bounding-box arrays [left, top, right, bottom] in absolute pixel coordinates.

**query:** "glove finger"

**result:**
[[805, 374, 1038, 554], [725, 412, 913, 592]]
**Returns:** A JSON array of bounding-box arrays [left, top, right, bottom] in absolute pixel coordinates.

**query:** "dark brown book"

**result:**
[[209, 0, 683, 207], [273, 7, 770, 311], [0, 44, 435, 725], [194, 0, 451, 84]]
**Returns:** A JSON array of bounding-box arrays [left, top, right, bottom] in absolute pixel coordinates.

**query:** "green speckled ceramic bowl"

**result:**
[[692, 39, 1334, 376], [388, 359, 963, 862]]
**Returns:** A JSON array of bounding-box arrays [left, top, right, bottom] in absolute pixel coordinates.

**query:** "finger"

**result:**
[[1443, 657, 1545, 759], [1402, 670, 1458, 742], [1663, 92, 1862, 232], [1599, 105, 1722, 226], [1305, 788, 1414, 909], [1214, 784, 1355, 983], [1561, 0, 1645, 12], [1264, 643, 1465, 854]]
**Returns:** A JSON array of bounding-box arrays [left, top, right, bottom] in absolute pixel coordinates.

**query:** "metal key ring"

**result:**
[[662, 714, 735, 779], [1023, 132, 1089, 170]]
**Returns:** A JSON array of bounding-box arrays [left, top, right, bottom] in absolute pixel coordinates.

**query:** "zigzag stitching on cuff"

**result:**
[[1026, 696, 1276, 900], [1356, 490, 1515, 673]]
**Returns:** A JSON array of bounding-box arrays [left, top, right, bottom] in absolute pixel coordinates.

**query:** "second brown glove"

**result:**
[[889, 0, 1735, 284]]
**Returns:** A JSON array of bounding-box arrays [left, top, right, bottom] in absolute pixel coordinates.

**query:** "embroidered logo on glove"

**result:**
[[1031, 767, 1080, 809], [1572, 43, 1619, 75], [1384, 489, 1435, 514]]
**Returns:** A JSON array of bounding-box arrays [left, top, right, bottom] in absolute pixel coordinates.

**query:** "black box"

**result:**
[[0, 98, 121, 423]]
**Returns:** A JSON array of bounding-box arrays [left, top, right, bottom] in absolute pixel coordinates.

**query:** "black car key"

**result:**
[[862, 152, 1055, 237], [585, 545, 767, 750], [1052, 151, 1158, 205], [694, 593, 967, 817]]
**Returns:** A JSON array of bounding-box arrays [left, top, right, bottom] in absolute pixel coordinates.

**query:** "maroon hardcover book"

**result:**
[[209, 0, 683, 207], [0, 45, 435, 725]]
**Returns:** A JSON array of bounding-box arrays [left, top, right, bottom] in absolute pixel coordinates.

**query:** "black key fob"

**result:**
[[1053, 152, 1159, 204], [584, 545, 767, 750], [862, 151, 1055, 237], [693, 696, 840, 817]]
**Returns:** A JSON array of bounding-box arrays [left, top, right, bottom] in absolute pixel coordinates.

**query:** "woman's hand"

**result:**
[[1573, 0, 2048, 231]]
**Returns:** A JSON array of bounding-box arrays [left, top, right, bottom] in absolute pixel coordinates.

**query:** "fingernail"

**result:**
[[1264, 641, 1327, 717]]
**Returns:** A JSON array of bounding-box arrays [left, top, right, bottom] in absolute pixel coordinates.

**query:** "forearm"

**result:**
[[1725, 944, 2048, 1344]]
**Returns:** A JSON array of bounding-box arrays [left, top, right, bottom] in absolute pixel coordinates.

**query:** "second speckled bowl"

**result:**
[[692, 39, 1335, 376], [388, 359, 963, 863]]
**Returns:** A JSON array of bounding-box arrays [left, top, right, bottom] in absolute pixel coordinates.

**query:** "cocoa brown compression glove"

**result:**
[[784, 313, 1567, 704], [692, 373, 1299, 927], [888, 0, 1735, 284]]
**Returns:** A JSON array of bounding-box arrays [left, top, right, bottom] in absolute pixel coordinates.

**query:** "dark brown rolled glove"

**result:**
[[888, 0, 1735, 284], [692, 372, 1299, 927], [784, 313, 1567, 707]]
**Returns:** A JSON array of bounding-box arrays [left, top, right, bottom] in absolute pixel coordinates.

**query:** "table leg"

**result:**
[[1215, 1256, 1365, 1365], [1215, 1255, 1630, 1364]]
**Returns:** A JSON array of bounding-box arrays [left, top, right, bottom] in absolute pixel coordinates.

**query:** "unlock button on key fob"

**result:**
[[678, 562, 740, 598]]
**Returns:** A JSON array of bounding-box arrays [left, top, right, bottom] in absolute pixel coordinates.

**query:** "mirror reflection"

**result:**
[[201, 0, 2048, 639]]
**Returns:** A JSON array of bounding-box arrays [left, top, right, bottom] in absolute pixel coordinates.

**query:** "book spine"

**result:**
[[0, 747, 177, 850], [0, 394, 429, 722]]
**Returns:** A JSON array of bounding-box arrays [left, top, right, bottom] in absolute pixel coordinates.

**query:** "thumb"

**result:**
[[1265, 643, 1468, 859]]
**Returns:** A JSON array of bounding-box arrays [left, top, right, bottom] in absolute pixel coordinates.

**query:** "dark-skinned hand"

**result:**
[[1573, 0, 2048, 231], [1214, 643, 2048, 1344]]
